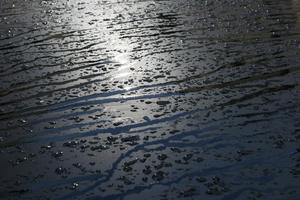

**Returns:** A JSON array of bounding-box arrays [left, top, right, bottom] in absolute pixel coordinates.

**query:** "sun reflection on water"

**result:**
[[110, 49, 136, 91]]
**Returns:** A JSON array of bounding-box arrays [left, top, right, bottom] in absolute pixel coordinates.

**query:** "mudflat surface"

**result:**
[[0, 0, 299, 199]]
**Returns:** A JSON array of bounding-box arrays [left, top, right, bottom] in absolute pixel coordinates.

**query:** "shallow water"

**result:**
[[0, 0, 299, 199]]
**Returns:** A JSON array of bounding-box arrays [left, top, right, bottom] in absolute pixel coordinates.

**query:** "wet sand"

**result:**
[[0, 0, 300, 199]]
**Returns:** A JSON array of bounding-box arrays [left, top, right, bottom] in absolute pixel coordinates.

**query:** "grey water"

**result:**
[[0, 0, 299, 199]]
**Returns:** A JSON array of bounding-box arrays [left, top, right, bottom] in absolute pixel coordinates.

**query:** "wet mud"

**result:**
[[0, 0, 299, 199]]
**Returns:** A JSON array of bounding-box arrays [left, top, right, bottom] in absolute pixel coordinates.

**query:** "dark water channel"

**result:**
[[0, 0, 300, 199]]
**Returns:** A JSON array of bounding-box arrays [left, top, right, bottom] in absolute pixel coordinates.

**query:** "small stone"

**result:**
[[206, 187, 221, 195], [183, 153, 193, 161], [180, 188, 196, 197], [63, 141, 80, 148], [156, 101, 170, 106], [290, 169, 300, 175], [194, 157, 204, 162], [143, 166, 152, 175], [144, 153, 151, 158], [152, 171, 164, 181], [158, 154, 168, 160], [124, 158, 138, 166], [196, 177, 207, 182], [55, 167, 67, 175], [113, 121, 123, 126], [123, 166, 132, 172], [237, 150, 252, 156], [121, 135, 139, 142], [90, 145, 108, 151], [52, 151, 63, 158], [142, 177, 148, 182], [71, 183, 79, 190]]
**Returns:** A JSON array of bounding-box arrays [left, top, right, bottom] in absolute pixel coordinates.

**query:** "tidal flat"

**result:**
[[0, 0, 299, 199]]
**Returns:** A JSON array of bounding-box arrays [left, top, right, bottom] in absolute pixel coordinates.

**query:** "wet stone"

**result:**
[[143, 166, 152, 175], [196, 177, 207, 182], [206, 187, 221, 195], [170, 130, 180, 135], [180, 188, 196, 197], [89, 141, 99, 145], [44, 125, 55, 129], [28, 153, 36, 158], [170, 147, 182, 153], [90, 145, 109, 151], [183, 153, 193, 161], [80, 144, 90, 150], [9, 189, 30, 195], [14, 180, 22, 186], [175, 160, 183, 164], [127, 141, 139, 146], [113, 121, 123, 126], [124, 158, 138, 166], [274, 140, 285, 148], [52, 151, 63, 158], [144, 153, 151, 158], [71, 183, 79, 190], [237, 150, 252, 156], [107, 136, 118, 142], [123, 166, 132, 172], [55, 167, 68, 175], [156, 101, 170, 106], [194, 157, 204, 162], [289, 169, 300, 175], [63, 141, 80, 148], [143, 136, 149, 141], [212, 176, 226, 187], [271, 32, 281, 38], [143, 78, 153, 83], [41, 143, 53, 150], [158, 154, 168, 160], [164, 162, 172, 167], [118, 176, 133, 185], [152, 171, 165, 181], [121, 135, 139, 143], [18, 119, 27, 124], [154, 162, 164, 170], [72, 163, 82, 168], [142, 177, 148, 182]]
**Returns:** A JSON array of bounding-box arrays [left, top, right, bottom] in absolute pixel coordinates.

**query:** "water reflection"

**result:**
[[0, 0, 299, 200]]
